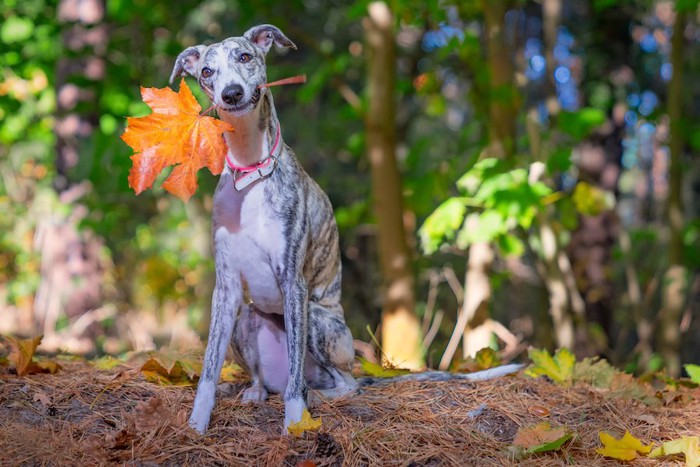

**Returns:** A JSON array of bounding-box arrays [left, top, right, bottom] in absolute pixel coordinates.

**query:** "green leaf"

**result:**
[[573, 357, 615, 388], [456, 210, 507, 249], [358, 357, 411, 378], [685, 364, 700, 384], [525, 348, 575, 385], [558, 108, 606, 140], [474, 347, 501, 369], [676, 0, 700, 13], [419, 197, 467, 254], [497, 233, 525, 257], [546, 148, 573, 174], [1, 16, 35, 43]]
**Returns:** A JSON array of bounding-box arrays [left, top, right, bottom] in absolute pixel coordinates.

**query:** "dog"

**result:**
[[170, 24, 523, 435], [170, 24, 358, 434]]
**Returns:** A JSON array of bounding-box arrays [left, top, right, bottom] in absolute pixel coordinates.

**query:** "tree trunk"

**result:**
[[455, 0, 515, 361], [363, 1, 423, 369], [482, 0, 517, 158], [658, 8, 687, 377]]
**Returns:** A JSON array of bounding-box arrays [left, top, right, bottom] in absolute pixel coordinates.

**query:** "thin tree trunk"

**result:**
[[454, 0, 515, 362], [364, 1, 423, 369], [658, 8, 687, 377], [482, 0, 516, 158]]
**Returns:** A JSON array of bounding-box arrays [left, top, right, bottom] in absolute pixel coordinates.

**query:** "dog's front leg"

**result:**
[[189, 229, 241, 434], [283, 276, 309, 432]]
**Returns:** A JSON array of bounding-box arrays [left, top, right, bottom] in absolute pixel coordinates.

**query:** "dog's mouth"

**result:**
[[217, 88, 262, 115]]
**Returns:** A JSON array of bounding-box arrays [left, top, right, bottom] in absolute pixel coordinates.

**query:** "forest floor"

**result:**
[[1, 357, 699, 466]]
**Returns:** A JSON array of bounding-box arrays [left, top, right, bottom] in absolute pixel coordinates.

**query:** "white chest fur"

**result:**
[[212, 171, 286, 314]]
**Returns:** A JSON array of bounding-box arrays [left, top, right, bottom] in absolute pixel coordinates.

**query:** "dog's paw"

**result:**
[[241, 383, 268, 403], [188, 414, 209, 434], [283, 397, 306, 433]]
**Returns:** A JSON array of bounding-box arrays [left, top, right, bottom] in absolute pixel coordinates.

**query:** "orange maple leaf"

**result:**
[[120, 79, 234, 201]]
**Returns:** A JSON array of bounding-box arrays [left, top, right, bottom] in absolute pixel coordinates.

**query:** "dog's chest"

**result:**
[[212, 174, 286, 313]]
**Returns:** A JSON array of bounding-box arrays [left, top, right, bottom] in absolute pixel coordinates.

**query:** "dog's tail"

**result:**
[[357, 363, 525, 387]]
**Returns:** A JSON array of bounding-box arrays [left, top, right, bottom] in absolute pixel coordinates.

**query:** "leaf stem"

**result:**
[[258, 74, 307, 89]]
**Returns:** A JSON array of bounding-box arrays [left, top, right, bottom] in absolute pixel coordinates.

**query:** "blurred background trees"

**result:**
[[1, 0, 698, 376]]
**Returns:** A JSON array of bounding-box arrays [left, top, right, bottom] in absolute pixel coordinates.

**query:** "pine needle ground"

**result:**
[[1, 360, 698, 466]]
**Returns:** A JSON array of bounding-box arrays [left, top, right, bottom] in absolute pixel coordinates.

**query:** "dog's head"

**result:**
[[170, 24, 296, 116]]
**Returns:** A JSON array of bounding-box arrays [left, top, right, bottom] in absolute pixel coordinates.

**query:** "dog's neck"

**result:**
[[218, 91, 279, 167]]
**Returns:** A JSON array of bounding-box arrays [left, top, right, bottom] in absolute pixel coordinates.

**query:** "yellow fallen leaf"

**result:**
[[141, 357, 196, 386], [287, 409, 322, 437], [596, 431, 653, 461], [649, 436, 700, 467], [220, 362, 244, 382]]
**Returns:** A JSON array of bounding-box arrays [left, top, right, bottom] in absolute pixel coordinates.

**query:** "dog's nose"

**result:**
[[221, 84, 244, 105]]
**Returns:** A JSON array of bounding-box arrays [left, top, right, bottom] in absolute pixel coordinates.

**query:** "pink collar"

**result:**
[[225, 124, 282, 191]]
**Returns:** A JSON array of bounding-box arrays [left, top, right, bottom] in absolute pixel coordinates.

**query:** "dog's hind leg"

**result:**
[[306, 301, 358, 396], [189, 229, 241, 434]]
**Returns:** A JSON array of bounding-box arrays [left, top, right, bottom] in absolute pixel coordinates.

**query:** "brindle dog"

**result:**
[[171, 25, 357, 434], [170, 24, 523, 434]]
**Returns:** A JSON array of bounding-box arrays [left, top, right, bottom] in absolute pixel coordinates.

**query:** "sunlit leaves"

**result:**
[[525, 348, 575, 386], [139, 353, 243, 386], [419, 158, 553, 256], [419, 197, 467, 254], [120, 79, 234, 201], [596, 431, 653, 461], [287, 409, 322, 437], [686, 364, 700, 384], [649, 436, 700, 467]]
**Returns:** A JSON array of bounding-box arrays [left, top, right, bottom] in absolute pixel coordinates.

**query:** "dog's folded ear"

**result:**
[[244, 24, 297, 54], [169, 45, 206, 84]]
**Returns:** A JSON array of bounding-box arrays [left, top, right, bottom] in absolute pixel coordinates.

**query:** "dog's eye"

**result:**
[[201, 67, 214, 78], [239, 53, 252, 63]]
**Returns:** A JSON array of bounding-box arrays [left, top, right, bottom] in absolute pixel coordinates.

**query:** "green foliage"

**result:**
[[686, 364, 700, 384], [557, 108, 606, 140], [418, 158, 553, 257]]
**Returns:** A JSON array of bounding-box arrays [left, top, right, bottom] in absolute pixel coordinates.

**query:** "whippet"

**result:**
[[170, 24, 523, 434]]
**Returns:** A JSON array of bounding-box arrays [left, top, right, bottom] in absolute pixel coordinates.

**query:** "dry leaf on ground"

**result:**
[[121, 79, 234, 201], [2, 335, 60, 376], [513, 422, 572, 453]]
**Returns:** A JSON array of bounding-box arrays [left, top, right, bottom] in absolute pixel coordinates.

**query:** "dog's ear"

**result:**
[[244, 24, 297, 54], [169, 45, 207, 84]]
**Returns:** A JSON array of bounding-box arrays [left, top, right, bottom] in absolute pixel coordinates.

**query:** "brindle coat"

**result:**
[[171, 25, 356, 434]]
